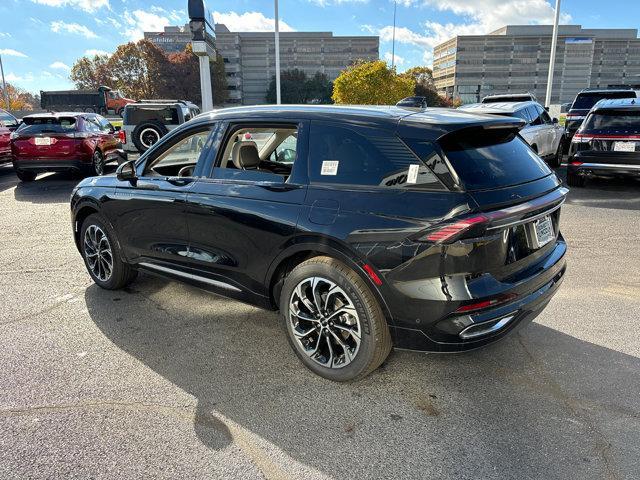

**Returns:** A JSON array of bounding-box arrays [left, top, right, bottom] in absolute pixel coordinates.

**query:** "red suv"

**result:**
[[11, 112, 124, 182], [0, 109, 20, 165]]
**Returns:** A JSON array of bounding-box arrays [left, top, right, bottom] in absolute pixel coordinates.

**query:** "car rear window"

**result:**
[[17, 117, 77, 134], [571, 92, 635, 110], [582, 109, 640, 132], [482, 96, 531, 103], [438, 128, 551, 191]]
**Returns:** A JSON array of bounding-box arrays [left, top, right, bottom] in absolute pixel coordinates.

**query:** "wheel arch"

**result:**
[[265, 237, 395, 326], [72, 200, 119, 256]]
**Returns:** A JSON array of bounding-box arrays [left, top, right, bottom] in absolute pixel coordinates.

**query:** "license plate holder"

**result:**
[[35, 137, 52, 146], [526, 215, 555, 249], [614, 141, 636, 152]]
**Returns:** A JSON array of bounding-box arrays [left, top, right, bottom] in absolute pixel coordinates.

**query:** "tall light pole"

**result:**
[[274, 0, 281, 104], [391, 0, 397, 69], [545, 0, 561, 108], [0, 54, 10, 110]]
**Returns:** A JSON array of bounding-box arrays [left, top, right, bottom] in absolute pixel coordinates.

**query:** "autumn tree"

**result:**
[[70, 40, 228, 106], [164, 45, 228, 105], [70, 54, 111, 89], [0, 83, 40, 110], [401, 66, 452, 107], [332, 60, 414, 105]]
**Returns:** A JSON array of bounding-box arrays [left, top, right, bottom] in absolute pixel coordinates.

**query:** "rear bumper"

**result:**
[[388, 239, 567, 352], [13, 156, 92, 173], [568, 160, 640, 178]]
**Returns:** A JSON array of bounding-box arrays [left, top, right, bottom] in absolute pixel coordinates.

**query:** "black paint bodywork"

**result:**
[[71, 105, 567, 352]]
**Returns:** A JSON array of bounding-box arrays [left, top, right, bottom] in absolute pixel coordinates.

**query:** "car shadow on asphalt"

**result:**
[[83, 276, 640, 479], [556, 164, 640, 211], [9, 165, 118, 204]]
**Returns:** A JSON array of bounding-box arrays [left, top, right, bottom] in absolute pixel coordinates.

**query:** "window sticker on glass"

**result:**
[[407, 164, 419, 184], [321, 160, 339, 175]]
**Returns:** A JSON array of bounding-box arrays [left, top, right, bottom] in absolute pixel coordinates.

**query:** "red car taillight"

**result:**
[[419, 215, 488, 243], [118, 130, 126, 144]]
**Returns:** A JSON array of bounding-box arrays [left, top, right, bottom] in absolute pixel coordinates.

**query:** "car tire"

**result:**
[[280, 256, 392, 382], [132, 121, 168, 153], [16, 170, 37, 182], [88, 150, 105, 177], [549, 140, 563, 169], [567, 170, 585, 188], [116, 108, 124, 118], [80, 213, 138, 290]]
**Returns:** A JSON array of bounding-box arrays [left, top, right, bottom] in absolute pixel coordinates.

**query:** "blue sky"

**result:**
[[1, 0, 639, 93]]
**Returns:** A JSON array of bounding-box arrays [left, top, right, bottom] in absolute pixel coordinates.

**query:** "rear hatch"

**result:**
[[398, 115, 566, 312], [11, 116, 81, 160], [567, 91, 637, 134], [571, 108, 640, 164]]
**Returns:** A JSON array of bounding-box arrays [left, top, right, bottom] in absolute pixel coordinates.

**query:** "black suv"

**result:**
[[568, 98, 640, 187], [565, 88, 638, 145], [71, 105, 567, 381]]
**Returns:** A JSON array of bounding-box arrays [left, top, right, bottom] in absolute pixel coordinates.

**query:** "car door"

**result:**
[[525, 105, 547, 155], [182, 119, 309, 303], [535, 105, 555, 156], [95, 115, 120, 161], [107, 124, 216, 270]]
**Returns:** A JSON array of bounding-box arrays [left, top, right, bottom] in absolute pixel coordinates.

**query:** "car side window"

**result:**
[[528, 106, 542, 126], [212, 124, 299, 183], [143, 129, 213, 177], [537, 106, 553, 125], [0, 112, 18, 128], [308, 121, 445, 190], [96, 115, 113, 132], [84, 117, 101, 133]]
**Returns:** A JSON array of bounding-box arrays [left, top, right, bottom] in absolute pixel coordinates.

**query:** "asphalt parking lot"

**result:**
[[0, 163, 639, 480]]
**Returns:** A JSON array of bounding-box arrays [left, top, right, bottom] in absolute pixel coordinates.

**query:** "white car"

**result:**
[[459, 101, 565, 168]]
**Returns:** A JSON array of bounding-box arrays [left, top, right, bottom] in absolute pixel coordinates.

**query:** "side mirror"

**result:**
[[552, 117, 559, 124], [116, 159, 137, 184]]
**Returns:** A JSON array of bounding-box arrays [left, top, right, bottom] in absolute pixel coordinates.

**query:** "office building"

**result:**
[[433, 25, 640, 104], [145, 24, 379, 105]]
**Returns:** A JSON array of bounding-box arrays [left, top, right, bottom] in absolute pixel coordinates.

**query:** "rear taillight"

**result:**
[[572, 133, 592, 143], [455, 293, 517, 313], [118, 130, 126, 144], [570, 161, 583, 166], [419, 215, 488, 243]]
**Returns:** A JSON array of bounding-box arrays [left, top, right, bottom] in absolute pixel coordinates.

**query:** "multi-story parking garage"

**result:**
[[433, 25, 640, 104], [145, 24, 379, 106]]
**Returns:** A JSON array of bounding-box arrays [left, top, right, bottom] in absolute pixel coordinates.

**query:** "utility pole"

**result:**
[[0, 54, 10, 110], [545, 0, 561, 109], [188, 0, 215, 112], [391, 0, 397, 69], [274, 0, 281, 104]]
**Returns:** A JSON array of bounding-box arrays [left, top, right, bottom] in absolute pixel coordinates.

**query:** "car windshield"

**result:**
[[582, 110, 640, 132], [572, 92, 635, 110], [17, 117, 77, 134]]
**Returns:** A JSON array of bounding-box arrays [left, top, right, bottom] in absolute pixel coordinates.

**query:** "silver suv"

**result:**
[[121, 100, 200, 153], [459, 101, 565, 168]]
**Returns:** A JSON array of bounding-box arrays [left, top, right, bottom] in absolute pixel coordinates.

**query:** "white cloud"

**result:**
[[0, 48, 28, 58], [384, 51, 405, 66], [31, 0, 110, 13], [51, 20, 98, 38], [0, 33, 11, 38], [85, 49, 110, 57], [377, 0, 571, 65], [50, 61, 71, 71], [123, 10, 170, 40], [213, 11, 295, 32], [5, 72, 35, 83]]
